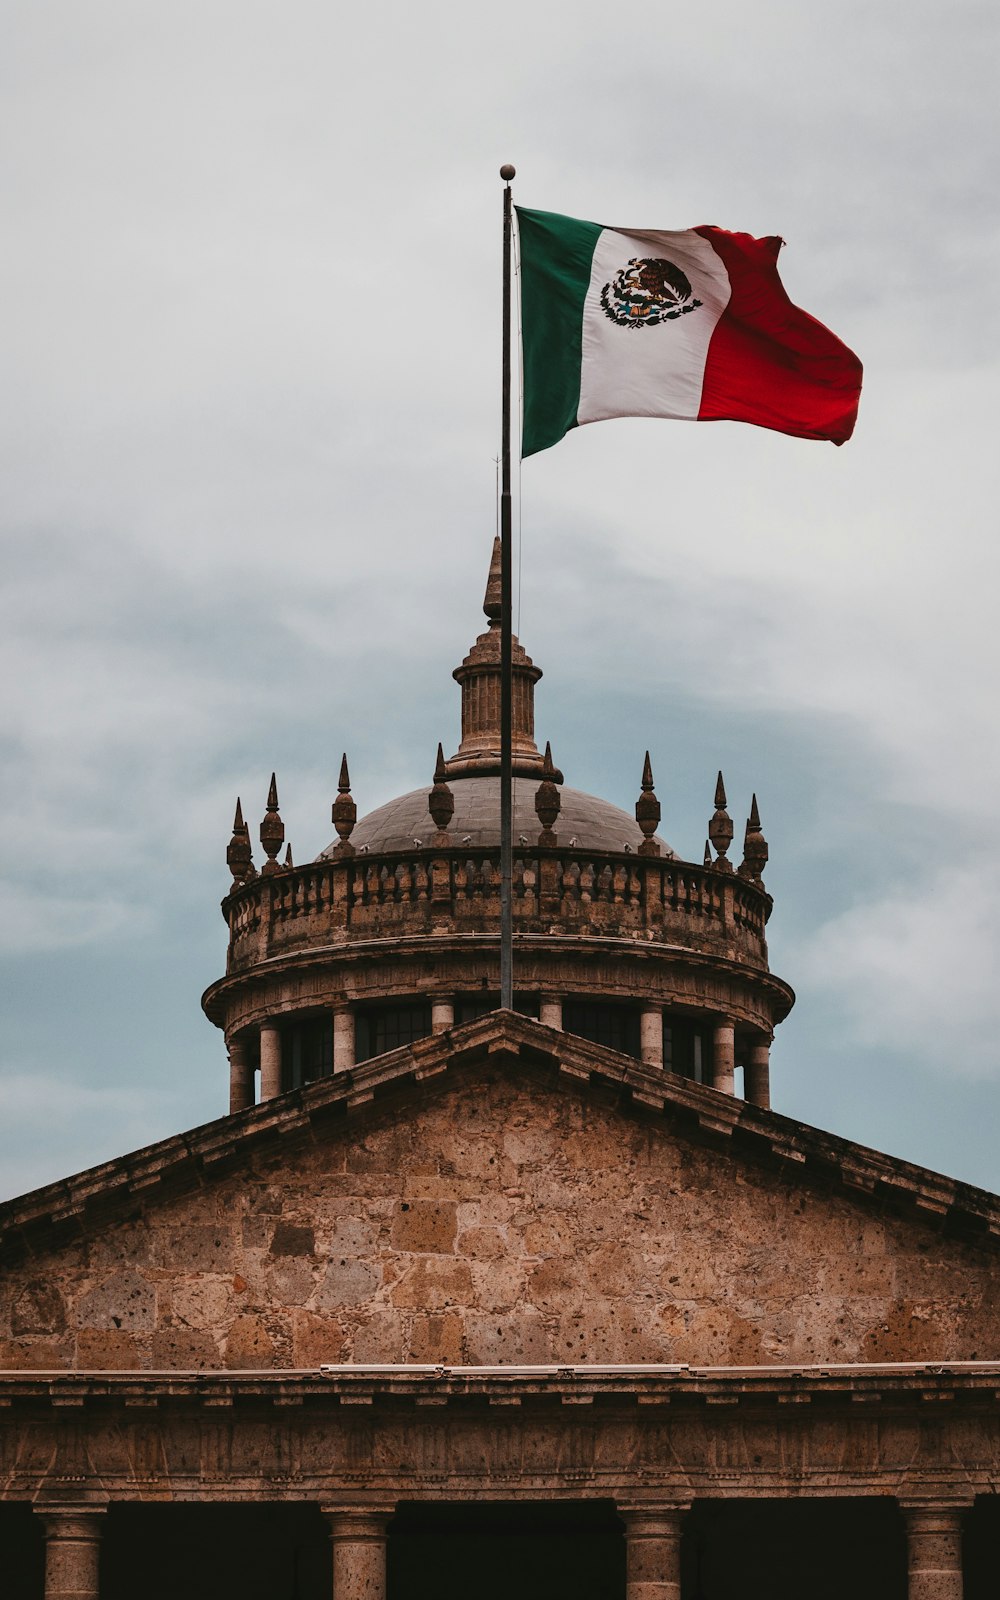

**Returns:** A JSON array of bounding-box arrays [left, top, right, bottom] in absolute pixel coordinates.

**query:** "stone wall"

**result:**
[[2, 1065, 998, 1371]]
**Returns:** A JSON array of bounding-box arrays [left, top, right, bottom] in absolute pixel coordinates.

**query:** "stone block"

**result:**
[[409, 1311, 465, 1364], [390, 1258, 472, 1310], [269, 1222, 316, 1257], [151, 1328, 223, 1368], [289, 1309, 347, 1366], [76, 1327, 143, 1368], [75, 1270, 155, 1332], [463, 1310, 552, 1365], [11, 1279, 66, 1335], [224, 1313, 280, 1368], [390, 1200, 457, 1254], [316, 1257, 381, 1309]]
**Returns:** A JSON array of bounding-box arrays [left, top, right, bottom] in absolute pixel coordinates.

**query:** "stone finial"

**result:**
[[428, 742, 455, 839], [226, 797, 254, 889], [483, 534, 502, 621], [634, 751, 662, 857], [331, 753, 357, 857], [739, 793, 769, 884], [704, 840, 712, 868], [284, 844, 294, 869], [534, 740, 561, 845], [259, 774, 285, 875], [708, 769, 735, 872]]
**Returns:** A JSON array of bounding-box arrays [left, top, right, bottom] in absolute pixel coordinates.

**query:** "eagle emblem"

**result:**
[[600, 257, 702, 328]]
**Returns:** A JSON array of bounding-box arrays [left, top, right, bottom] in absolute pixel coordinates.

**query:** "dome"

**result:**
[[318, 775, 672, 858]]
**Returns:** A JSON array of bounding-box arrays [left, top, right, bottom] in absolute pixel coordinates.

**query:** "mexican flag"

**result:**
[[516, 207, 862, 458]]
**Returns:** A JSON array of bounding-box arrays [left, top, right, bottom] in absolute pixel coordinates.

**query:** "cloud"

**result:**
[[797, 863, 1000, 1081], [0, 1069, 191, 1201]]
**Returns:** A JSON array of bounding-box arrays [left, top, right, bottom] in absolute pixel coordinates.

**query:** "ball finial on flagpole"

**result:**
[[500, 164, 516, 182]]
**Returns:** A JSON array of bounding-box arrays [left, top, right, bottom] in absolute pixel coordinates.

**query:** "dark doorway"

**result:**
[[101, 1503, 331, 1600], [682, 1498, 906, 1600], [389, 1500, 624, 1600], [0, 1502, 44, 1598], [965, 1495, 1000, 1599]]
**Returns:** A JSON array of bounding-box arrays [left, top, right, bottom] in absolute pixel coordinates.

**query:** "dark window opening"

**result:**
[[563, 1000, 641, 1059], [456, 994, 539, 1025], [281, 1014, 333, 1092], [389, 1500, 624, 1600], [664, 1015, 710, 1084], [355, 1002, 432, 1063]]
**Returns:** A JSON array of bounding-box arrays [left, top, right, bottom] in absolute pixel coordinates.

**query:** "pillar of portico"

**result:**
[[620, 1507, 686, 1600], [904, 1506, 965, 1600], [712, 1022, 736, 1096], [539, 995, 562, 1030], [333, 1006, 355, 1071], [324, 1508, 393, 1600], [259, 1023, 282, 1100], [640, 1003, 664, 1070], [228, 1035, 254, 1113], [38, 1508, 105, 1600], [431, 996, 455, 1034], [745, 1038, 771, 1109]]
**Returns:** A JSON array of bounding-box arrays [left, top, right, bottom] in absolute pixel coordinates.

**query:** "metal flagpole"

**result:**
[[499, 162, 515, 1011]]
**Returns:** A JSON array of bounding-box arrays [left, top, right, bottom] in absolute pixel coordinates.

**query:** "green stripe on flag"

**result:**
[[516, 207, 602, 458]]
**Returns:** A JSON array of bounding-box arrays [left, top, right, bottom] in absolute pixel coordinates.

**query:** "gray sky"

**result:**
[[2, 0, 998, 1200]]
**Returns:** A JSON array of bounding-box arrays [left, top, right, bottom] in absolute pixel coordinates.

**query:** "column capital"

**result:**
[[321, 1503, 396, 1529], [899, 1499, 975, 1517], [37, 1505, 108, 1527], [618, 1502, 691, 1524]]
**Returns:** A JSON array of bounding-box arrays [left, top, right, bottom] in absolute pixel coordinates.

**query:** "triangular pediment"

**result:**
[[2, 1013, 999, 1372]]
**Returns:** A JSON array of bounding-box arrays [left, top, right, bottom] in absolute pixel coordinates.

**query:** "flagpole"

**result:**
[[499, 162, 515, 1011]]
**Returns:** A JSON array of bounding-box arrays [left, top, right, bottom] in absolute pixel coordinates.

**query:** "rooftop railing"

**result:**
[[224, 845, 771, 976]]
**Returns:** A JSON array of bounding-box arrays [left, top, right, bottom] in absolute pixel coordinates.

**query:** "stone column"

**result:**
[[431, 996, 455, 1034], [712, 1022, 735, 1095], [333, 1006, 355, 1072], [228, 1035, 254, 1113], [621, 1507, 686, 1600], [539, 995, 562, 1030], [745, 1038, 771, 1109], [39, 1508, 105, 1600], [640, 1004, 664, 1070], [324, 1508, 392, 1600], [259, 1022, 282, 1100], [904, 1506, 965, 1600]]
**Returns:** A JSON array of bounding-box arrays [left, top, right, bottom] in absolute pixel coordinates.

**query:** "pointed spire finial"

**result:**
[[227, 796, 254, 890], [535, 739, 562, 845], [483, 535, 502, 622], [284, 844, 293, 869], [635, 751, 661, 856], [708, 768, 734, 871], [332, 751, 357, 856], [739, 792, 769, 884], [259, 774, 285, 875], [428, 741, 455, 838], [704, 840, 712, 868]]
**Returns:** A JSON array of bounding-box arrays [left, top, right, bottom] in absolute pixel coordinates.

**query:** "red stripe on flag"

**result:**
[[694, 227, 862, 445]]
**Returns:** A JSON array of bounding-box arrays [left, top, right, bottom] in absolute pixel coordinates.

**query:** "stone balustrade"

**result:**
[[224, 847, 770, 975]]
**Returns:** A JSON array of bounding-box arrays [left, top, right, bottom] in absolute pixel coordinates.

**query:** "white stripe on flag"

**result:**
[[578, 228, 731, 425]]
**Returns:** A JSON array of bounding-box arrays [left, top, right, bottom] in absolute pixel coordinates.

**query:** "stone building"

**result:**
[[1, 543, 999, 1599]]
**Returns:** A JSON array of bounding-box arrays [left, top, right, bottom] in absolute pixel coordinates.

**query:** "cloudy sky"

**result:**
[[2, 0, 998, 1200]]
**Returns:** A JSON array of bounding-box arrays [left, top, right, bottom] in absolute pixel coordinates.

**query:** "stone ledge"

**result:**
[[3, 1363, 1000, 1411]]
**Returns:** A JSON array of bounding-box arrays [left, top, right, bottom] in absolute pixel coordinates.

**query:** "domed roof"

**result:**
[[318, 775, 672, 858]]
